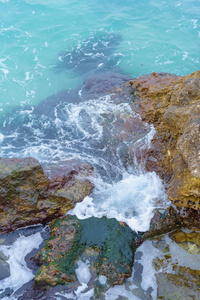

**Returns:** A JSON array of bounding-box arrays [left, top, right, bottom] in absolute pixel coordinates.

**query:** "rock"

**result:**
[[129, 70, 200, 211], [34, 215, 143, 297], [0, 251, 10, 280], [0, 157, 48, 233], [175, 207, 200, 229], [0, 158, 94, 234], [156, 266, 200, 300], [143, 206, 182, 239], [0, 157, 48, 209], [170, 228, 200, 254], [132, 228, 200, 300], [80, 71, 130, 99], [36, 160, 94, 222]]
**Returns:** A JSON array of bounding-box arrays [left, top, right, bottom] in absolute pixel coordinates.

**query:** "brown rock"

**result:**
[[170, 229, 200, 247], [0, 158, 94, 234], [143, 206, 182, 239], [129, 70, 200, 211]]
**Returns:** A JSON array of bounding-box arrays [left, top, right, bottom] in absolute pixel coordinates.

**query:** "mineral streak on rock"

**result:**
[[0, 158, 94, 234], [129, 70, 200, 211]]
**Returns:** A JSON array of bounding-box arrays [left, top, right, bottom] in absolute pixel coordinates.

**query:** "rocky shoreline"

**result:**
[[0, 70, 200, 299]]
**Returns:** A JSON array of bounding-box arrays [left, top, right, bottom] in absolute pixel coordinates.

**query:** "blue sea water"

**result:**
[[0, 0, 199, 162], [0, 0, 199, 112], [0, 1, 199, 299]]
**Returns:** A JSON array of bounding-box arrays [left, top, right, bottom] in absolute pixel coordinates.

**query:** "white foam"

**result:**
[[105, 284, 140, 300], [182, 51, 188, 60], [105, 239, 163, 300], [132, 124, 156, 172], [139, 240, 161, 299], [99, 275, 107, 285], [25, 72, 30, 80], [70, 171, 169, 232], [55, 288, 94, 300], [0, 68, 9, 78], [75, 288, 94, 299], [75, 260, 91, 285], [0, 232, 43, 294], [0, 132, 4, 142], [191, 19, 198, 29]]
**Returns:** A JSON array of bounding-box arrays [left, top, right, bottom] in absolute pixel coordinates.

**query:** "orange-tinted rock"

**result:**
[[0, 158, 94, 234], [129, 70, 200, 211]]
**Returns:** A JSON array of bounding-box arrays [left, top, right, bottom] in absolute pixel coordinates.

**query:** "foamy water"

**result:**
[[0, 0, 199, 299], [0, 229, 44, 299], [70, 171, 168, 232]]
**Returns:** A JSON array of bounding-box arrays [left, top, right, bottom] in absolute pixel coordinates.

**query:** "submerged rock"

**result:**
[[33, 215, 143, 297], [0, 158, 94, 234], [129, 70, 200, 212], [133, 229, 200, 299], [55, 31, 122, 77], [156, 266, 200, 300], [0, 251, 10, 280]]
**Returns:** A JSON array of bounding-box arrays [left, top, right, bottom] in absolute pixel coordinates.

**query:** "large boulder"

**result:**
[[33, 215, 143, 298], [129, 70, 200, 211], [0, 157, 48, 232], [0, 158, 94, 234]]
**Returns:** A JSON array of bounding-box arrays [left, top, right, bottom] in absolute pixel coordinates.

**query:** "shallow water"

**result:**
[[0, 0, 199, 299]]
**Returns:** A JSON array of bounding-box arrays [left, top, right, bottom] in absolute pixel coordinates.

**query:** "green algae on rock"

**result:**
[[34, 215, 143, 292]]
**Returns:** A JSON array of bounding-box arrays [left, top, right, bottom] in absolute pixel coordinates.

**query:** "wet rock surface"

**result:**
[[143, 206, 182, 239], [156, 266, 200, 300], [1, 70, 200, 299], [0, 251, 10, 280], [153, 229, 200, 300], [33, 215, 143, 298], [129, 70, 200, 211], [0, 158, 94, 234], [125, 228, 200, 300]]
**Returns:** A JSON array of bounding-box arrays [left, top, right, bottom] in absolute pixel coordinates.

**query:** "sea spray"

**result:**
[[69, 171, 168, 232]]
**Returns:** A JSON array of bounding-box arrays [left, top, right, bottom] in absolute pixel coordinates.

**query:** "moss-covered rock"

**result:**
[[34, 215, 143, 295]]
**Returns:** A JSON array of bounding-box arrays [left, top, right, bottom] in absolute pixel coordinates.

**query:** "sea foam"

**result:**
[[0, 232, 43, 298], [69, 171, 169, 232]]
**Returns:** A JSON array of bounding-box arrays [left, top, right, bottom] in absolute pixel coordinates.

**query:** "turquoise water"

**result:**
[[0, 1, 199, 298], [0, 0, 199, 111]]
